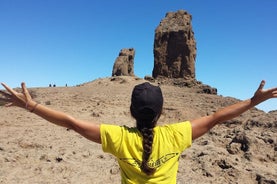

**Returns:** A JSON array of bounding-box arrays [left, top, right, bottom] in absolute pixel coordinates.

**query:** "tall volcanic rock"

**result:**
[[152, 10, 196, 80]]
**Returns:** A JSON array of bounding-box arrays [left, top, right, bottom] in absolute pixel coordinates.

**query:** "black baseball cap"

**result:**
[[130, 82, 163, 121]]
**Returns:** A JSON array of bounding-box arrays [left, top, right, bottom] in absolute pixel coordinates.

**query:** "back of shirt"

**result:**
[[101, 121, 192, 184]]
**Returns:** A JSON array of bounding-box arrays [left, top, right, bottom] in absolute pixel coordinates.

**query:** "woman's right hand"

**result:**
[[0, 82, 35, 110]]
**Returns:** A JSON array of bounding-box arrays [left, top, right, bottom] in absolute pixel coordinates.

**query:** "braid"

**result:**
[[139, 127, 156, 175], [130, 82, 163, 175]]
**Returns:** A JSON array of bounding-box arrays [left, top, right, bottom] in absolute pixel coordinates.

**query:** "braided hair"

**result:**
[[130, 82, 163, 175], [131, 108, 161, 175], [140, 126, 155, 175]]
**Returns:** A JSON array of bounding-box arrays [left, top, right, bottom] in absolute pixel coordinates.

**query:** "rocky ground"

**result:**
[[0, 76, 276, 184]]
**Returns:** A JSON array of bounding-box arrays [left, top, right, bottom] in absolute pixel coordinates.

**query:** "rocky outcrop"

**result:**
[[152, 10, 196, 80], [144, 77, 217, 95], [112, 48, 135, 76], [111, 11, 216, 94]]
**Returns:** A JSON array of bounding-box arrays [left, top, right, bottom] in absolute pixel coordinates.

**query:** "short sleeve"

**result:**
[[168, 121, 192, 151], [100, 124, 123, 155]]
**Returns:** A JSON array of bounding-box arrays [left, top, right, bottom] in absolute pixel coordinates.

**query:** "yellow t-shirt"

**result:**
[[100, 121, 192, 184]]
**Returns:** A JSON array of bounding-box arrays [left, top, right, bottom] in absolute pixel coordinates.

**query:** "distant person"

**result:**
[[0, 80, 276, 183]]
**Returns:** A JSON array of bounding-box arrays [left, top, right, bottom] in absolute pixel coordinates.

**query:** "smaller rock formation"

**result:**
[[112, 48, 135, 76]]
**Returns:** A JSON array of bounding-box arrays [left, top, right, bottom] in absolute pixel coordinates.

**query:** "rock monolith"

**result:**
[[152, 10, 196, 80]]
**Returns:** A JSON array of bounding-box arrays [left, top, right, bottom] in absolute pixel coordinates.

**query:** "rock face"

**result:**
[[112, 48, 135, 76], [152, 10, 197, 80]]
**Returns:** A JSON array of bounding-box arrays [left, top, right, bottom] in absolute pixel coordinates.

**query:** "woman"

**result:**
[[0, 80, 276, 183]]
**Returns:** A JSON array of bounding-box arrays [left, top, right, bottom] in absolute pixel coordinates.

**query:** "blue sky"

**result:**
[[0, 0, 276, 112]]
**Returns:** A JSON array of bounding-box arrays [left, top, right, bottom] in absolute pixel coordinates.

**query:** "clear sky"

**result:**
[[0, 0, 276, 112]]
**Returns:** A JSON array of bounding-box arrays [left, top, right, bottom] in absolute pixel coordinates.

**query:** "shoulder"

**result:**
[[100, 124, 140, 141], [155, 121, 192, 149], [100, 124, 138, 133], [100, 124, 141, 155], [157, 121, 192, 131]]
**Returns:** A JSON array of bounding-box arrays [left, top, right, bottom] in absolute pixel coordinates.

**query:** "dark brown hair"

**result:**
[[130, 82, 163, 175]]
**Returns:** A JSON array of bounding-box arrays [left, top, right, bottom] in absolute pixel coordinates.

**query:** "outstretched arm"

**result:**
[[0, 82, 101, 144], [191, 80, 277, 140]]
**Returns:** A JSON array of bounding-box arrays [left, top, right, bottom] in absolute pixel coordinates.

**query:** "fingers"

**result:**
[[0, 95, 11, 101], [268, 86, 277, 98], [0, 85, 12, 103], [21, 82, 32, 100], [0, 83, 14, 106], [258, 80, 266, 91], [0, 90, 11, 98], [1, 83, 17, 96], [5, 102, 13, 107], [0, 82, 29, 108], [0, 98, 11, 106]]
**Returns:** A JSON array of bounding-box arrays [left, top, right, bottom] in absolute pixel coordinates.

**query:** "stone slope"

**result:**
[[0, 76, 276, 183]]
